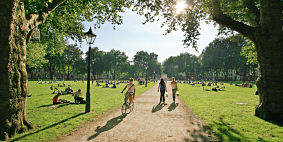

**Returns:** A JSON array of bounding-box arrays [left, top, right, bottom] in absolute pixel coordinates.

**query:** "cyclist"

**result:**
[[121, 78, 136, 106]]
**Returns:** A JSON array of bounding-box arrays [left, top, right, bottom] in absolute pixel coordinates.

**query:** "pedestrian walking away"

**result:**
[[170, 77, 178, 103], [158, 78, 167, 104]]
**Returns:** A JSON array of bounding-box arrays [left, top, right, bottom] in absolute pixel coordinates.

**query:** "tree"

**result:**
[[135, 0, 283, 121], [0, 0, 133, 140], [200, 37, 249, 81], [62, 44, 84, 80], [133, 51, 161, 78], [163, 53, 199, 80], [26, 42, 48, 78], [89, 47, 106, 78]]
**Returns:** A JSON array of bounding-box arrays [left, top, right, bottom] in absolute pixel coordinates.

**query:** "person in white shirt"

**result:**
[[73, 89, 83, 103], [121, 78, 136, 105], [170, 77, 178, 103]]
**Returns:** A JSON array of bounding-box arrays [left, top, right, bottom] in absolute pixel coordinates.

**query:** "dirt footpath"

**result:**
[[54, 83, 211, 142]]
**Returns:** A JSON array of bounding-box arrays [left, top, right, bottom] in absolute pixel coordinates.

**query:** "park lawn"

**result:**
[[178, 83, 283, 142], [10, 81, 155, 142]]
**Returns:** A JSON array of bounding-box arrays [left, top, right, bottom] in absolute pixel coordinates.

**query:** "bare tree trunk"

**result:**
[[0, 1, 32, 140], [254, 33, 283, 121]]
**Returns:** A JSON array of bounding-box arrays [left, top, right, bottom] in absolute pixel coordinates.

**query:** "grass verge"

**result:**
[[10, 81, 155, 142], [178, 83, 283, 142]]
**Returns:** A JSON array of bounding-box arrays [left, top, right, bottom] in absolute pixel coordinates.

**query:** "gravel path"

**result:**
[[54, 83, 211, 142]]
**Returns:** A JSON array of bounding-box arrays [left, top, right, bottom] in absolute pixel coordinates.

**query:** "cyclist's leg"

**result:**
[[129, 95, 133, 104], [124, 93, 129, 105]]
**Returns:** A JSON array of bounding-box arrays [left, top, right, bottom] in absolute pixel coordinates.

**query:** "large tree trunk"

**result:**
[[253, 0, 283, 122], [254, 33, 283, 121], [0, 1, 32, 140]]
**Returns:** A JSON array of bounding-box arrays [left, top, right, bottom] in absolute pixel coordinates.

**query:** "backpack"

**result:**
[[160, 84, 165, 91]]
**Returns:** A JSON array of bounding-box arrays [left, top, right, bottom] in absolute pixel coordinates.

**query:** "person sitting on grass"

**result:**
[[103, 83, 109, 88], [248, 83, 253, 88], [73, 89, 84, 104], [96, 81, 101, 86], [207, 82, 211, 86], [53, 92, 62, 105], [112, 83, 117, 88]]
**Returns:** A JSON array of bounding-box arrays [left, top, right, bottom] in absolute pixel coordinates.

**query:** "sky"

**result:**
[[75, 9, 219, 63]]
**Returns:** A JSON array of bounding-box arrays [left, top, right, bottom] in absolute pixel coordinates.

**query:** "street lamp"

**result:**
[[153, 71, 156, 82], [145, 66, 148, 87], [84, 27, 96, 113]]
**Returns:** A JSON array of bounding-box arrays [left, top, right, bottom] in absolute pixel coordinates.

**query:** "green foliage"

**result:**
[[163, 36, 256, 81], [163, 52, 200, 79], [24, 0, 134, 32], [10, 81, 155, 142], [133, 51, 161, 77], [199, 36, 253, 80], [178, 83, 283, 141], [201, 36, 247, 71], [241, 40, 258, 66], [26, 42, 48, 70]]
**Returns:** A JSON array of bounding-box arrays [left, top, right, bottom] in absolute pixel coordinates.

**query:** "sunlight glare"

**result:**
[[176, 0, 187, 14]]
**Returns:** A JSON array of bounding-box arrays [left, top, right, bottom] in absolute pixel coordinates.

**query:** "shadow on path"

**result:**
[[167, 102, 178, 112], [152, 103, 165, 113], [11, 113, 84, 142], [88, 115, 126, 140]]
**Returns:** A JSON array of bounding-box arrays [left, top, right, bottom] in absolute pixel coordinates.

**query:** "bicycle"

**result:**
[[121, 93, 134, 116]]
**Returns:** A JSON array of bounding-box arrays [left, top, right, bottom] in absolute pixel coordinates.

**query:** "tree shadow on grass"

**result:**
[[87, 115, 125, 140], [10, 113, 84, 142], [39, 103, 76, 108], [209, 116, 251, 142], [168, 102, 178, 111], [184, 126, 211, 142], [152, 103, 165, 113]]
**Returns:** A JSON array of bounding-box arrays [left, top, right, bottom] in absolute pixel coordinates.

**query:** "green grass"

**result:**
[[10, 81, 155, 142], [178, 83, 283, 142]]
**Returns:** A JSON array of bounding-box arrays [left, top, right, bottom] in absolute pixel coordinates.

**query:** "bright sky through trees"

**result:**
[[175, 0, 187, 14], [75, 9, 218, 62]]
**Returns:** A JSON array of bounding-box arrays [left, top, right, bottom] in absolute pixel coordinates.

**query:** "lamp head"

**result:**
[[84, 27, 96, 44]]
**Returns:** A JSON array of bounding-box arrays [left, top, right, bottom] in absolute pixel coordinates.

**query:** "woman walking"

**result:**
[[158, 78, 167, 104], [171, 77, 178, 103]]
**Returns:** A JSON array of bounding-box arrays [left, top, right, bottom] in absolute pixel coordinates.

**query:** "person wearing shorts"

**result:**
[[121, 78, 136, 105], [170, 77, 178, 103]]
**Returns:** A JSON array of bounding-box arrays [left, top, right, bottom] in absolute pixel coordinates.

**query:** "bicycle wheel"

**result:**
[[121, 104, 127, 116], [130, 101, 134, 112]]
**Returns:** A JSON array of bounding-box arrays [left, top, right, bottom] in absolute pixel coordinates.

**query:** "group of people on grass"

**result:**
[[52, 89, 85, 105]]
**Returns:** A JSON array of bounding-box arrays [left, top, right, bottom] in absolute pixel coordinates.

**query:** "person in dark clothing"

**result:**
[[158, 78, 167, 104]]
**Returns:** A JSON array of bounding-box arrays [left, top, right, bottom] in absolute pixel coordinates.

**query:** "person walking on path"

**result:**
[[170, 77, 178, 103], [158, 78, 167, 104]]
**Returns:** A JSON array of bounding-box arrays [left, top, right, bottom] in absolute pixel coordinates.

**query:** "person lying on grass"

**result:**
[[65, 86, 73, 94]]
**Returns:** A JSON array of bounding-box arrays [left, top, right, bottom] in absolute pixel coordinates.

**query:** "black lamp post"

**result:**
[[145, 66, 148, 87], [84, 27, 96, 113]]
